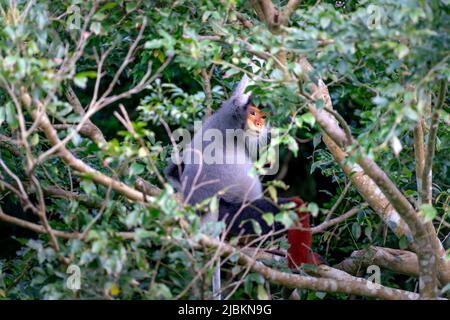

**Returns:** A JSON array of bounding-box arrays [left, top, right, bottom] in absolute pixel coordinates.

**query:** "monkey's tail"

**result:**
[[212, 258, 222, 300], [285, 197, 324, 268]]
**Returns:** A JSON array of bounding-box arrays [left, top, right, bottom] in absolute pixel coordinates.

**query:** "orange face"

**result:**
[[246, 105, 268, 133]]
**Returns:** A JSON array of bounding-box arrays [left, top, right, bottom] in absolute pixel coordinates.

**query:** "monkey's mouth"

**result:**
[[246, 120, 264, 135]]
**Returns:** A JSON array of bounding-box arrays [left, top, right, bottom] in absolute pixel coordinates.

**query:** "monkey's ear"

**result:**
[[233, 74, 251, 96], [231, 74, 252, 107]]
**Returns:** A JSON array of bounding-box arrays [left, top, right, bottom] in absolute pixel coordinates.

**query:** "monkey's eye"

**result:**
[[249, 110, 256, 116]]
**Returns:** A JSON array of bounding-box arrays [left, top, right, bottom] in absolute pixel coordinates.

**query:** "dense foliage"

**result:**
[[0, 0, 448, 299]]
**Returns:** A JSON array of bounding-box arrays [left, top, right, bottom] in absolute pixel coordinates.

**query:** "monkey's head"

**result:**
[[245, 104, 268, 135], [230, 74, 271, 138]]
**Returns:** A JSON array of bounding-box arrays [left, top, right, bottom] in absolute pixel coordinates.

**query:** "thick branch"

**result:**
[[0, 200, 422, 300], [335, 246, 419, 278], [297, 57, 440, 298], [249, 0, 441, 298], [134, 176, 164, 197], [280, 0, 301, 25], [323, 136, 412, 238], [200, 235, 419, 300]]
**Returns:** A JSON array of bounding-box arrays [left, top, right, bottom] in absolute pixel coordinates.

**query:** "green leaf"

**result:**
[[251, 220, 262, 235], [5, 102, 18, 129], [201, 11, 212, 23], [270, 180, 288, 189], [301, 112, 316, 127], [125, 209, 141, 228], [76, 70, 97, 79], [81, 179, 97, 195], [311, 134, 321, 148], [70, 129, 82, 146], [224, 67, 239, 78], [395, 44, 410, 59], [31, 133, 39, 146], [125, 2, 137, 13], [99, 2, 118, 12], [419, 204, 437, 222], [74, 74, 88, 89], [292, 63, 303, 77], [209, 196, 218, 214], [364, 226, 372, 241], [275, 212, 294, 228], [93, 12, 106, 21], [337, 60, 347, 75], [90, 22, 102, 35], [135, 228, 153, 243], [262, 213, 274, 226], [285, 136, 298, 157], [0, 107, 6, 126], [257, 284, 269, 300], [0, 107, 5, 127], [148, 283, 173, 299], [351, 222, 361, 240], [267, 185, 277, 203], [129, 162, 145, 176], [145, 39, 163, 49], [315, 291, 327, 299], [441, 283, 450, 295], [320, 16, 331, 29], [307, 203, 319, 217]]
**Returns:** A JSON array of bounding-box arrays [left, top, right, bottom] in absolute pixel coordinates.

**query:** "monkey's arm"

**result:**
[[219, 197, 324, 268], [218, 198, 284, 237]]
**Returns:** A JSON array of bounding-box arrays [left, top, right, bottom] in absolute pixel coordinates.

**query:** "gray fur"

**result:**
[[165, 75, 264, 205]]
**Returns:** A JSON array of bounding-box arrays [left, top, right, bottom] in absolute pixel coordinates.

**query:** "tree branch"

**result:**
[[199, 235, 420, 300], [335, 246, 419, 278], [297, 55, 440, 299], [0, 206, 135, 240], [0, 202, 423, 300], [201, 68, 213, 117], [280, 0, 301, 25], [413, 118, 425, 205], [249, 0, 443, 298], [20, 89, 152, 203], [421, 80, 447, 204], [65, 86, 106, 145], [312, 205, 364, 234]]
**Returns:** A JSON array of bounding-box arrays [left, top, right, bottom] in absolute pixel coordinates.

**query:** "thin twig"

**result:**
[[312, 205, 366, 234]]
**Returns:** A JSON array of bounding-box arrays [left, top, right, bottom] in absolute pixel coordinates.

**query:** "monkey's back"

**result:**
[[181, 148, 263, 205], [175, 88, 263, 205], [181, 123, 263, 205]]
